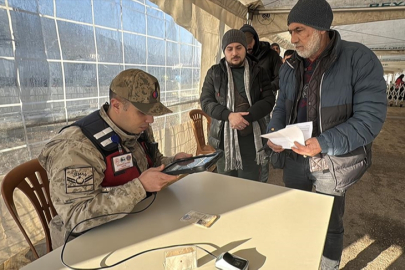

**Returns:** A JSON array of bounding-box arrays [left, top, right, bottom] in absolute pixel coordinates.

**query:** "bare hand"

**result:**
[[174, 152, 193, 160], [138, 165, 178, 192], [174, 152, 194, 166], [291, 137, 322, 157], [228, 112, 250, 130], [266, 139, 284, 153]]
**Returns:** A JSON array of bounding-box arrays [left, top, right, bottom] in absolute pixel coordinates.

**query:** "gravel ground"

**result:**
[[268, 106, 405, 270]]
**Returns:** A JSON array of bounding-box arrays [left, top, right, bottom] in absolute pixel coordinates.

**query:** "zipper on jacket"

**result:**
[[290, 61, 303, 124], [363, 145, 368, 165], [250, 68, 259, 90], [286, 61, 295, 124], [293, 60, 320, 125], [292, 83, 302, 124], [319, 73, 326, 133], [318, 54, 337, 134]]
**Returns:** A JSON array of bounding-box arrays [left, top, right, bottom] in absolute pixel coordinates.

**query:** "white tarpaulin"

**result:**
[[151, 0, 405, 78]]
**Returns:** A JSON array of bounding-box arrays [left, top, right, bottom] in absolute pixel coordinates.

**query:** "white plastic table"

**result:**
[[22, 172, 333, 270]]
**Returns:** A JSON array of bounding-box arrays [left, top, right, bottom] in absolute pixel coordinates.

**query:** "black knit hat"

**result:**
[[221, 29, 247, 52], [288, 0, 333, 31]]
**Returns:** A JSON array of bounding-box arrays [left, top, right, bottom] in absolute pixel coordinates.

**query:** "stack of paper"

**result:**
[[261, 121, 313, 149]]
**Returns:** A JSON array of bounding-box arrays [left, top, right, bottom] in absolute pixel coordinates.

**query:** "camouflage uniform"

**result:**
[[39, 105, 174, 248]]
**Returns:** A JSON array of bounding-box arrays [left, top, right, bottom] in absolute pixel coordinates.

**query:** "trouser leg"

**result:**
[[313, 171, 346, 270], [217, 134, 260, 181], [258, 158, 269, 183], [283, 155, 345, 269], [237, 134, 260, 181], [315, 192, 345, 270], [216, 155, 238, 177], [282, 155, 313, 191]]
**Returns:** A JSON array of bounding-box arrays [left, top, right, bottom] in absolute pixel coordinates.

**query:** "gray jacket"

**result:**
[[268, 30, 387, 191]]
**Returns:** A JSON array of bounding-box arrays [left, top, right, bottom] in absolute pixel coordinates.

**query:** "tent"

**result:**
[[151, 0, 405, 82], [0, 1, 403, 265]]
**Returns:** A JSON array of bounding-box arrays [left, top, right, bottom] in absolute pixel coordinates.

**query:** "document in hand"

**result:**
[[261, 121, 313, 149]]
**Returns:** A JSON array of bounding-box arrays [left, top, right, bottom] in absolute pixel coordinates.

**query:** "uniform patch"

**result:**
[[65, 167, 94, 194]]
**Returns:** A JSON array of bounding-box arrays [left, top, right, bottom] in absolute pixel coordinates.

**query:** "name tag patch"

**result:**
[[65, 167, 94, 194], [112, 153, 134, 173]]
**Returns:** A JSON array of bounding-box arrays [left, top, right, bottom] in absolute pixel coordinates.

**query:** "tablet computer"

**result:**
[[162, 150, 223, 175]]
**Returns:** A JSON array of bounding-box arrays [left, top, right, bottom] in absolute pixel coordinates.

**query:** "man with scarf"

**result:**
[[266, 0, 387, 269], [200, 29, 275, 181]]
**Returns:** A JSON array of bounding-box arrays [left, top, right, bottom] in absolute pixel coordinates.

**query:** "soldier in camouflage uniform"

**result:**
[[39, 69, 192, 248]]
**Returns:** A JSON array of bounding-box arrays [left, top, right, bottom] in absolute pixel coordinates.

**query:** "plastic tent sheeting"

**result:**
[[150, 0, 405, 81], [255, 0, 405, 77]]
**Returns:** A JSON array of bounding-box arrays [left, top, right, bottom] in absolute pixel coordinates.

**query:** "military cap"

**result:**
[[110, 69, 172, 116]]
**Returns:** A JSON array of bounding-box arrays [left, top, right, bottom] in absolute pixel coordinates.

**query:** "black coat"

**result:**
[[240, 24, 282, 93], [253, 41, 282, 93], [200, 56, 275, 149]]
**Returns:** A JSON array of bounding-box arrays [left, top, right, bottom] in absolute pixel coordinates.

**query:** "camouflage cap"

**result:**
[[110, 69, 172, 116]]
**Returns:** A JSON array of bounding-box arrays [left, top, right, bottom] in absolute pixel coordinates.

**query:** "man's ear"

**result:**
[[110, 98, 121, 112]]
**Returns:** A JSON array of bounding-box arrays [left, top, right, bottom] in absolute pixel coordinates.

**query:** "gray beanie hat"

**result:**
[[288, 0, 333, 31], [221, 29, 247, 52]]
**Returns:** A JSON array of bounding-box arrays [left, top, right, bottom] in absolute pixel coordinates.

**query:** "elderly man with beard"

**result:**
[[200, 29, 275, 181], [266, 0, 387, 269]]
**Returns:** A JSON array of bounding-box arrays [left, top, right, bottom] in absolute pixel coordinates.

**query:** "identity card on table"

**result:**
[[180, 210, 220, 228]]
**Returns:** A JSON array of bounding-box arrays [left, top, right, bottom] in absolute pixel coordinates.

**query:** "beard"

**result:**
[[295, 30, 321, 59], [226, 56, 245, 67]]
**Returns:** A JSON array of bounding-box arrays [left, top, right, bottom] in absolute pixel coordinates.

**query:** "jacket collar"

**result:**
[[286, 30, 341, 68], [219, 54, 256, 71], [100, 104, 141, 143]]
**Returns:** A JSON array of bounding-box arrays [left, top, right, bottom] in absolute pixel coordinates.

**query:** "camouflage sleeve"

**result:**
[[38, 128, 147, 234]]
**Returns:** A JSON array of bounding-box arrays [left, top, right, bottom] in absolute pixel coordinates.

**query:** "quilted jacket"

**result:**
[[268, 30, 387, 191]]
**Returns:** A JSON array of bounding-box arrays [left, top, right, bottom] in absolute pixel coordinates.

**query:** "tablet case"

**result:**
[[163, 150, 223, 175]]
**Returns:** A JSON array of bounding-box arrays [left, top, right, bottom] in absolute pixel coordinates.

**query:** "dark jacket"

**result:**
[[240, 24, 282, 92], [200, 56, 275, 149], [269, 30, 387, 191]]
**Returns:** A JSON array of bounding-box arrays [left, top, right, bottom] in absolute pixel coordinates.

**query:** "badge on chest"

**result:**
[[112, 153, 134, 173]]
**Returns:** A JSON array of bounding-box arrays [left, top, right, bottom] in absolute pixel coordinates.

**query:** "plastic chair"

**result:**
[[1, 159, 57, 259], [189, 109, 215, 156]]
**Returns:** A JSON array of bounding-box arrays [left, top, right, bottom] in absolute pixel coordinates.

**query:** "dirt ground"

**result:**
[[268, 106, 405, 269]]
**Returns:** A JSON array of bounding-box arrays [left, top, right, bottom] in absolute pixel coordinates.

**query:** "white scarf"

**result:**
[[223, 59, 265, 171]]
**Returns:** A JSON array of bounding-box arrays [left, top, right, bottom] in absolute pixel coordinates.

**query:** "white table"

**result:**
[[22, 172, 333, 270]]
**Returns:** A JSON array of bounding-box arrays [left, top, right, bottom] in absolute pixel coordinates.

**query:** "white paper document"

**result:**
[[286, 122, 313, 141], [261, 121, 313, 149]]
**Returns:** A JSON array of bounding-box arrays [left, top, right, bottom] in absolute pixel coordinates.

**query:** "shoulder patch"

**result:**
[[65, 167, 94, 194]]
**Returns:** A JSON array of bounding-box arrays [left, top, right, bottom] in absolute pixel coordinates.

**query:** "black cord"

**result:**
[[60, 193, 218, 270], [61, 192, 157, 269], [64, 243, 217, 270]]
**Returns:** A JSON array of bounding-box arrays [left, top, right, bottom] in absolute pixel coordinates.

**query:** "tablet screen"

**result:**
[[164, 155, 215, 173], [163, 151, 222, 175]]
